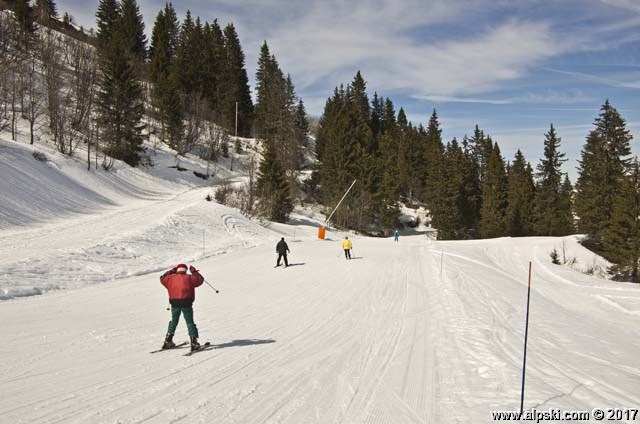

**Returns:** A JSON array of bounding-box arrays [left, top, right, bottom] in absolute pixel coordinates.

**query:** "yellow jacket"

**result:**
[[342, 239, 352, 249]]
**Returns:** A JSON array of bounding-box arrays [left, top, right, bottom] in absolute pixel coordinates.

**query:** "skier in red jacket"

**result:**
[[160, 263, 204, 351]]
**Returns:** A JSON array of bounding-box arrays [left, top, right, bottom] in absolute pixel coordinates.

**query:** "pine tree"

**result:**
[[221, 23, 253, 136], [532, 124, 568, 236], [254, 41, 280, 141], [294, 98, 309, 147], [460, 137, 482, 236], [96, 0, 145, 166], [174, 10, 195, 95], [117, 0, 147, 62], [603, 159, 640, 283], [431, 139, 465, 239], [480, 142, 508, 238], [34, 0, 57, 24], [423, 110, 444, 206], [468, 125, 491, 182], [96, 39, 145, 166], [317, 86, 361, 228], [12, 0, 35, 52], [557, 175, 575, 235], [96, 0, 120, 48], [575, 101, 633, 250], [376, 130, 401, 232], [202, 20, 225, 115], [506, 150, 535, 237], [256, 143, 293, 222], [254, 42, 303, 178], [149, 3, 182, 148], [370, 93, 383, 141]]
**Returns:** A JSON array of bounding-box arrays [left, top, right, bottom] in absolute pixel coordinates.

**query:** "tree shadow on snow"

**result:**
[[210, 338, 276, 350]]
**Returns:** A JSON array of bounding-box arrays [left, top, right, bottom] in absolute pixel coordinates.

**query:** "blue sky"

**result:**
[[61, 0, 640, 179]]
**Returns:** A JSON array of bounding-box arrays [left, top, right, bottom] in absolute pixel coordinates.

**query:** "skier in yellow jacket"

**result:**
[[342, 236, 353, 260]]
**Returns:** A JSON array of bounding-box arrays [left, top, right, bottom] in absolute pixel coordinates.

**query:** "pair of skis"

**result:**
[[150, 341, 211, 356]]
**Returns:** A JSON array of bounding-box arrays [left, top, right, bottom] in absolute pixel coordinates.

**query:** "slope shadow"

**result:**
[[210, 338, 276, 350]]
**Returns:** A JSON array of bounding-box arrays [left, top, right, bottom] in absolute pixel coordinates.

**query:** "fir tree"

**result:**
[[254, 42, 303, 177], [34, 0, 57, 24], [202, 20, 225, 114], [532, 124, 568, 236], [221, 23, 253, 136], [117, 0, 147, 62], [376, 131, 401, 232], [370, 93, 383, 141], [603, 159, 640, 283], [96, 39, 145, 166], [575, 101, 633, 250], [557, 175, 575, 235], [480, 143, 508, 238], [96, 0, 120, 48], [96, 0, 145, 166], [431, 139, 465, 239], [294, 98, 309, 147], [12, 0, 35, 52], [423, 109, 444, 206], [256, 143, 294, 222], [317, 86, 361, 228], [459, 137, 482, 236], [149, 3, 182, 148], [506, 150, 535, 237]]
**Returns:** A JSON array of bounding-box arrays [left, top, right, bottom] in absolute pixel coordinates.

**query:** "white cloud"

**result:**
[[545, 68, 640, 89], [600, 0, 640, 13], [415, 95, 512, 105], [415, 90, 594, 105]]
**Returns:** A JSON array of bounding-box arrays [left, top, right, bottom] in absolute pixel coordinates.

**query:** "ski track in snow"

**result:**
[[1, 140, 640, 423], [2, 230, 640, 423]]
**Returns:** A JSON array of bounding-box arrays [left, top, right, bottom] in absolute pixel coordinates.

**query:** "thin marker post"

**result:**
[[520, 261, 533, 415]]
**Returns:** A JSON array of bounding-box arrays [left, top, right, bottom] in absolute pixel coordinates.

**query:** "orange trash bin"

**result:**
[[318, 227, 326, 240]]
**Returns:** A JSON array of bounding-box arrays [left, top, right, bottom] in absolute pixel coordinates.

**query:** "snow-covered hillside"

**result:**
[[1, 135, 640, 423]]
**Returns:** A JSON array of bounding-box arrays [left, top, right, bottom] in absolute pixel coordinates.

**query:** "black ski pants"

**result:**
[[277, 253, 288, 266]]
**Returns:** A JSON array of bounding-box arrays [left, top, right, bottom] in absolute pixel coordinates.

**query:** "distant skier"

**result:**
[[342, 236, 353, 260], [276, 237, 290, 267], [394, 229, 399, 242], [160, 264, 204, 351]]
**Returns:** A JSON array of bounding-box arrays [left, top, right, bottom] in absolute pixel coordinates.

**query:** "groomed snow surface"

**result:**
[[1, 136, 640, 423]]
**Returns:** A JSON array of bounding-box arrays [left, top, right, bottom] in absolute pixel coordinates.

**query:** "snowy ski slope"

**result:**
[[1, 137, 639, 423]]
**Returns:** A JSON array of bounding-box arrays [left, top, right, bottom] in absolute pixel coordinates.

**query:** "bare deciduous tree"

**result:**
[[23, 50, 45, 144], [41, 29, 73, 154], [181, 93, 206, 155]]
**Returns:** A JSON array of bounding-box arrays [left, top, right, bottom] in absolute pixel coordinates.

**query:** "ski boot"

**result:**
[[190, 336, 201, 351], [162, 332, 176, 349]]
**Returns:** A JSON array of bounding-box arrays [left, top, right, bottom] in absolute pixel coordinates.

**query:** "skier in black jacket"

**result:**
[[276, 237, 290, 267]]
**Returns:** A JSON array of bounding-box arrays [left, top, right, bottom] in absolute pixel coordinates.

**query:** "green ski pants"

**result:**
[[167, 306, 199, 337]]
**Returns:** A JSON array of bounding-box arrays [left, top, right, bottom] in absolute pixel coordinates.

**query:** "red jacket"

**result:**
[[160, 270, 204, 303]]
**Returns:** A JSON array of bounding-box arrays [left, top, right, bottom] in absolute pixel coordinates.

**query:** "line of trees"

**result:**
[[315, 72, 638, 282], [2, 0, 309, 223], [1, 0, 98, 163], [1, 0, 261, 167], [254, 41, 309, 222]]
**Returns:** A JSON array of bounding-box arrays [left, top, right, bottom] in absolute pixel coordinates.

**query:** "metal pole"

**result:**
[[520, 261, 533, 415], [204, 279, 219, 293], [325, 179, 357, 228]]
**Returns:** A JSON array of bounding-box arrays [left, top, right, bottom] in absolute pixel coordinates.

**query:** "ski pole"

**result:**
[[204, 279, 219, 293]]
